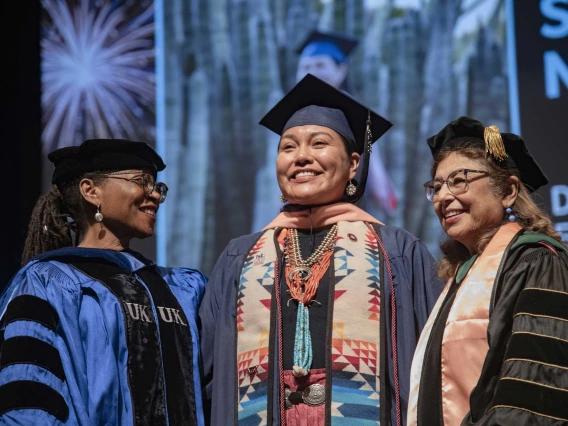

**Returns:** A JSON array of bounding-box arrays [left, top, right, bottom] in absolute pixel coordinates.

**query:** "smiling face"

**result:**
[[276, 125, 360, 206], [82, 169, 161, 242], [432, 152, 508, 253]]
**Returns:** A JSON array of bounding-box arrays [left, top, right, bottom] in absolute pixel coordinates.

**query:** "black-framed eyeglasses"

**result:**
[[423, 169, 488, 202], [98, 171, 169, 203]]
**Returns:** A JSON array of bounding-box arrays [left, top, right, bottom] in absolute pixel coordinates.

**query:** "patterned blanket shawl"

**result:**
[[237, 221, 382, 425]]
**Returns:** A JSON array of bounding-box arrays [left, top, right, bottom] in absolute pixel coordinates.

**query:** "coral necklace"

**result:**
[[283, 225, 338, 376]]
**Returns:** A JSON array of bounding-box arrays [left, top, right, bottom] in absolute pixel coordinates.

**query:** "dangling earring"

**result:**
[[505, 207, 516, 222], [345, 181, 357, 196], [94, 205, 104, 222], [280, 194, 288, 203]]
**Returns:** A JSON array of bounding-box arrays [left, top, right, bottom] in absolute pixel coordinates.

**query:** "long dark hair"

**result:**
[[433, 140, 564, 280], [21, 173, 108, 265]]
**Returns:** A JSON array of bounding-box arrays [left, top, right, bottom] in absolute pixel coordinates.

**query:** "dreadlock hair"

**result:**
[[433, 139, 564, 281], [21, 172, 109, 265]]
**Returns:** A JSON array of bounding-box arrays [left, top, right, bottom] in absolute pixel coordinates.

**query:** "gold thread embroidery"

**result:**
[[501, 376, 568, 393], [504, 358, 568, 372], [512, 331, 568, 344], [488, 405, 568, 422], [522, 287, 568, 297], [513, 312, 568, 324]]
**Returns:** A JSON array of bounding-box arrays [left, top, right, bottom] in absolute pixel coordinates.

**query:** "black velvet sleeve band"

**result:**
[[3, 295, 59, 331], [491, 377, 568, 422], [515, 288, 568, 322], [0, 336, 66, 381], [505, 332, 568, 369], [0, 380, 69, 421]]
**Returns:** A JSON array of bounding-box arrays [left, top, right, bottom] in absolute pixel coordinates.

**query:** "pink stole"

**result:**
[[407, 222, 521, 426]]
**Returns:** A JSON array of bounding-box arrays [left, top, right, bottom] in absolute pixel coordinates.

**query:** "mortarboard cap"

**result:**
[[259, 73, 392, 203], [427, 116, 548, 191], [259, 73, 392, 155], [49, 139, 165, 186], [296, 30, 358, 64]]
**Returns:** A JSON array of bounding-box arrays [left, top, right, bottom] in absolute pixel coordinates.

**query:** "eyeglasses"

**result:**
[[98, 171, 169, 203], [423, 169, 488, 202]]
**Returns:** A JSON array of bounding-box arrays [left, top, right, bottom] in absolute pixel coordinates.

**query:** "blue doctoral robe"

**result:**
[[0, 247, 206, 425], [199, 224, 442, 425]]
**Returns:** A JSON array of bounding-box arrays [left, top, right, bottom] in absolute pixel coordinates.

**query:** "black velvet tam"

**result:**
[[427, 116, 548, 191], [48, 139, 165, 185], [259, 74, 392, 155]]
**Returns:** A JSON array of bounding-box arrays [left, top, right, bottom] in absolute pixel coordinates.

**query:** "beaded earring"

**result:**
[[505, 207, 516, 222], [345, 181, 357, 196], [280, 194, 288, 203]]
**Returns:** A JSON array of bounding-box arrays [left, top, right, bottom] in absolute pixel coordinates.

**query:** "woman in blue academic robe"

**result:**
[[0, 139, 206, 425], [199, 74, 442, 426]]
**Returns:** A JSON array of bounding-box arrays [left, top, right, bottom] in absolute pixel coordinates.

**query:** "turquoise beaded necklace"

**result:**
[[284, 225, 337, 377]]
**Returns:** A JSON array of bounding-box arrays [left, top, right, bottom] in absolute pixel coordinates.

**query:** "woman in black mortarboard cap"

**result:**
[[0, 139, 206, 425], [407, 116, 568, 426], [199, 74, 442, 426]]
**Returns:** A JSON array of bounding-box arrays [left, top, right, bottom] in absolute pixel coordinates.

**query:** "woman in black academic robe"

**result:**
[[407, 116, 568, 426]]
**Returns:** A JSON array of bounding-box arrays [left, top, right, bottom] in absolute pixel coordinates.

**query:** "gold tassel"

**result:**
[[484, 125, 507, 161]]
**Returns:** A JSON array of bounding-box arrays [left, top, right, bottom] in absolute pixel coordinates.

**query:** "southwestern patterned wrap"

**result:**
[[236, 221, 382, 425]]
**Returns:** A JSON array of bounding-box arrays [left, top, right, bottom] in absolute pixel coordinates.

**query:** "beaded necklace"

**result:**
[[283, 225, 338, 377]]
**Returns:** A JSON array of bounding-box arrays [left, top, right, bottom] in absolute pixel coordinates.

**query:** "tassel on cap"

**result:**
[[484, 125, 507, 161]]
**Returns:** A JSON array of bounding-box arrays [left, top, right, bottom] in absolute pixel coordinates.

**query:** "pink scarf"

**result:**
[[262, 202, 383, 230]]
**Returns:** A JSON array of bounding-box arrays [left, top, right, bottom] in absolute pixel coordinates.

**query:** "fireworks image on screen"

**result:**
[[41, 0, 155, 152]]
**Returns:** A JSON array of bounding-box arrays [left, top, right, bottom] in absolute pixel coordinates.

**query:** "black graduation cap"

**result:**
[[260, 73, 391, 154], [296, 30, 358, 64], [49, 139, 166, 186], [427, 116, 548, 191], [259, 73, 392, 202]]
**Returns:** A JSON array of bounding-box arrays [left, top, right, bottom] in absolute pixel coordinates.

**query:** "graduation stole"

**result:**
[[407, 222, 521, 426], [236, 221, 381, 425]]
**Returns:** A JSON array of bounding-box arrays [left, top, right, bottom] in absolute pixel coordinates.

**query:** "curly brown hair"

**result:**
[[432, 139, 563, 280]]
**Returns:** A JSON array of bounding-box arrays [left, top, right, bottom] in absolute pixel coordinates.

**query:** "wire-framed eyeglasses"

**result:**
[[423, 169, 488, 202], [97, 171, 169, 203]]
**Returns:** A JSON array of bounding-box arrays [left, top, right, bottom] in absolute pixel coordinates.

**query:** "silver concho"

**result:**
[[284, 388, 293, 409], [288, 266, 312, 282], [302, 384, 325, 406]]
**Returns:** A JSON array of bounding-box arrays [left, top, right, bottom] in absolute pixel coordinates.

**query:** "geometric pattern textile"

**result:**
[[331, 221, 381, 424], [237, 233, 276, 424], [236, 222, 381, 425]]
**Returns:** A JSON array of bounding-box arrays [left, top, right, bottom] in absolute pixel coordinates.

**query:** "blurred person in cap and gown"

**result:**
[[407, 117, 568, 426], [0, 139, 206, 425], [253, 30, 397, 233], [200, 74, 442, 426]]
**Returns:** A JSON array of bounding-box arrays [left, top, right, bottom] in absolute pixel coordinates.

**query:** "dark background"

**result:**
[[1, 1, 42, 288], [513, 0, 568, 223]]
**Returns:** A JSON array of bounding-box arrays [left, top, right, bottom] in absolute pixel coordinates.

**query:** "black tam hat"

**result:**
[[49, 139, 165, 186], [427, 116, 548, 192], [259, 74, 392, 203]]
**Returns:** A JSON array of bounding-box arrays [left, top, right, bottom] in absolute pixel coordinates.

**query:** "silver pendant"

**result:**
[[288, 266, 312, 282], [302, 384, 325, 406]]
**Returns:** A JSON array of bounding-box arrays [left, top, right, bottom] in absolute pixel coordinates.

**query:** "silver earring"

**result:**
[[280, 194, 288, 203], [94, 205, 103, 222], [345, 181, 357, 196], [505, 207, 516, 222]]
